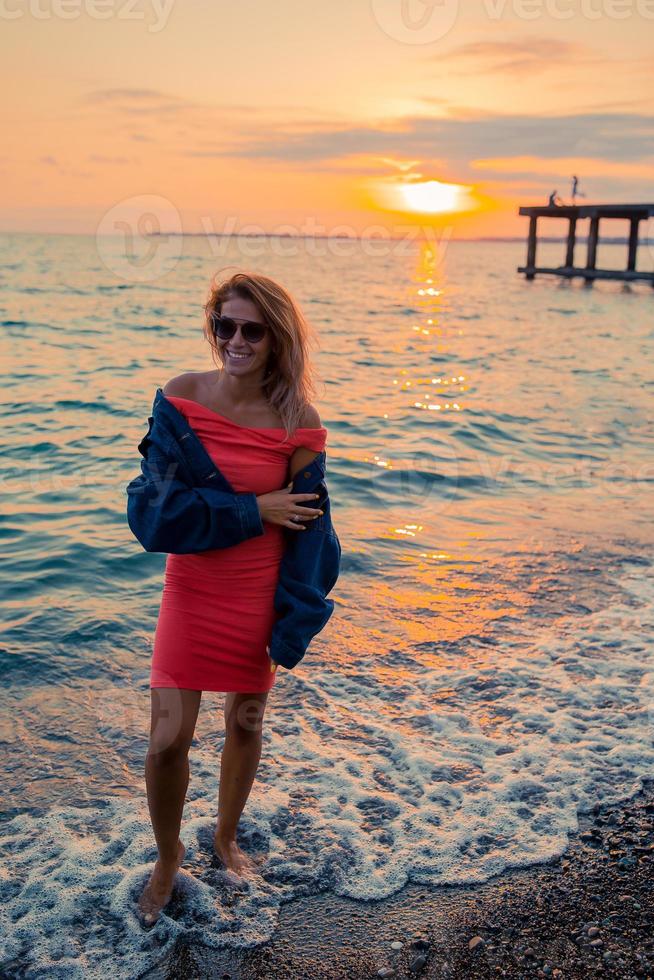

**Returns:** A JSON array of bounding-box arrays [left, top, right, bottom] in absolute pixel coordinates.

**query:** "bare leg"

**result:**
[[214, 691, 268, 882], [138, 687, 202, 926]]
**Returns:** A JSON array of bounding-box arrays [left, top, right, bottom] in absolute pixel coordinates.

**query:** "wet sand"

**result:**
[[151, 778, 654, 979]]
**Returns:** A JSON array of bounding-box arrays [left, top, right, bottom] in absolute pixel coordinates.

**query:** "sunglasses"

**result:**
[[210, 314, 269, 344]]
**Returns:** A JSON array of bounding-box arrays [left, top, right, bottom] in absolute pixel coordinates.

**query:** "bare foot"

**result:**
[[137, 839, 186, 927], [213, 833, 260, 886]]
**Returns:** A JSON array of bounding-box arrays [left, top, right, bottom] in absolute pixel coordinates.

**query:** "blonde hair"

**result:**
[[203, 269, 320, 440]]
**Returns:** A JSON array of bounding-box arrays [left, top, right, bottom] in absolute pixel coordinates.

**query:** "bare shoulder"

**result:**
[[288, 403, 324, 476], [162, 371, 203, 398], [298, 403, 322, 429]]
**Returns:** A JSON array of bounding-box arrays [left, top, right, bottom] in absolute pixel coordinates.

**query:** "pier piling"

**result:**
[[517, 204, 654, 286]]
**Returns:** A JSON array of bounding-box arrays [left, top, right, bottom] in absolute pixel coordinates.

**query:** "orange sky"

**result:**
[[1, 0, 652, 237]]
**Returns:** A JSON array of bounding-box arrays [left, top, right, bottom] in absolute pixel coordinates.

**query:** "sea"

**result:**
[[1, 230, 653, 978]]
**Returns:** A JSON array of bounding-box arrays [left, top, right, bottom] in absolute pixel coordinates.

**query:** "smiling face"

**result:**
[[215, 294, 274, 377]]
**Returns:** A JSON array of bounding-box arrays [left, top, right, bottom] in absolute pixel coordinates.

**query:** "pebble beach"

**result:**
[[163, 778, 654, 979]]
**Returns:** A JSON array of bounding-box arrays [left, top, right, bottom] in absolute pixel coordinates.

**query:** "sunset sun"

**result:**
[[399, 180, 465, 213], [370, 178, 475, 216]]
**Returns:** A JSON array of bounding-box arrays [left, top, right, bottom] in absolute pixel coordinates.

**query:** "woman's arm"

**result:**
[[125, 410, 265, 554]]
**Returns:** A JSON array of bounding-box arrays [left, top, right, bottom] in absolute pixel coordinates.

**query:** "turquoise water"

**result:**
[[1, 232, 653, 977]]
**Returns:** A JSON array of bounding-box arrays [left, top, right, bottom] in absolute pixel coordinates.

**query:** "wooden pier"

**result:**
[[517, 203, 654, 285]]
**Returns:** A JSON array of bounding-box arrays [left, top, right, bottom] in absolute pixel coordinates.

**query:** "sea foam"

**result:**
[[2, 563, 652, 978]]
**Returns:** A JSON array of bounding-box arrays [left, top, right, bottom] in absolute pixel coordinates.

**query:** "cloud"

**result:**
[[183, 111, 654, 169], [83, 88, 322, 118], [570, 98, 654, 112], [80, 87, 653, 198], [377, 157, 424, 172], [88, 154, 131, 165], [471, 155, 654, 180], [83, 88, 193, 117], [433, 37, 594, 76], [84, 88, 172, 103]]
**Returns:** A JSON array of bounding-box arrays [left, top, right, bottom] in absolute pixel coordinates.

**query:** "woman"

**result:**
[[136, 270, 331, 927]]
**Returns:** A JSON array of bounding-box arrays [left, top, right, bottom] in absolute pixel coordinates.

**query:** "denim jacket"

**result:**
[[125, 388, 341, 670]]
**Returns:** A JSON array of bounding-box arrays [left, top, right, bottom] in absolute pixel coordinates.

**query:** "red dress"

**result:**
[[151, 396, 328, 693]]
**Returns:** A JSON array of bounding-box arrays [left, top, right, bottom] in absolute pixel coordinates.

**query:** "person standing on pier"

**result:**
[[571, 175, 585, 205]]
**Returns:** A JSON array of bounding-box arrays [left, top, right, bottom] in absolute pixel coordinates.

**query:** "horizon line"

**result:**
[[1, 230, 651, 245]]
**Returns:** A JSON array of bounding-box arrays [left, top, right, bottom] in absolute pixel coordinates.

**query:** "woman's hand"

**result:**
[[256, 484, 322, 530]]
